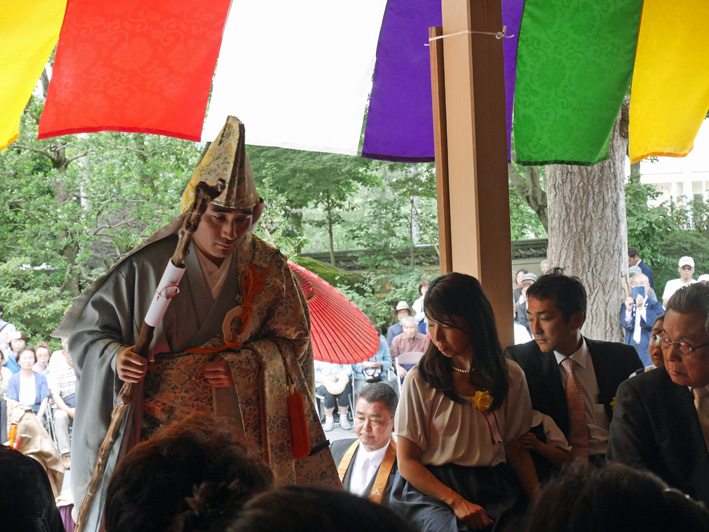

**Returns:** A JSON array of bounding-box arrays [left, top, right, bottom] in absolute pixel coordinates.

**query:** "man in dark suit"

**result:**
[[608, 282, 709, 504], [330, 383, 398, 505], [506, 269, 642, 464], [628, 246, 654, 289]]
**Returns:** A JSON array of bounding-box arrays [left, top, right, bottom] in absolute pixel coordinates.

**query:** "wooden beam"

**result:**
[[439, 0, 513, 347], [429, 26, 452, 275]]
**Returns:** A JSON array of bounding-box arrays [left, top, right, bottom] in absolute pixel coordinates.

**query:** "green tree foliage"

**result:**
[[0, 91, 200, 344]]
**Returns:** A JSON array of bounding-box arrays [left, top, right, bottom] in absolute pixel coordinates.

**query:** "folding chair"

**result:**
[[394, 351, 425, 394]]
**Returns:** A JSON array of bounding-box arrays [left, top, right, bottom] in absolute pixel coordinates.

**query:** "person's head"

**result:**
[[515, 269, 528, 286], [228, 486, 417, 532], [630, 273, 650, 291], [418, 279, 430, 296], [649, 314, 665, 368], [678, 256, 696, 282], [526, 268, 586, 356], [526, 462, 709, 532], [104, 412, 273, 532], [34, 342, 51, 367], [355, 383, 397, 452], [9, 331, 27, 354], [420, 272, 509, 409], [392, 301, 414, 323], [0, 445, 60, 531], [699, 274, 709, 284], [181, 116, 263, 266], [61, 338, 73, 368], [18, 348, 36, 370], [662, 283, 709, 388], [519, 272, 538, 296], [540, 259, 550, 275], [401, 316, 417, 339], [628, 246, 640, 266]]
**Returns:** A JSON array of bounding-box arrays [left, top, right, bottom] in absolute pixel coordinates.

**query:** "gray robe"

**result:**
[[54, 218, 338, 531]]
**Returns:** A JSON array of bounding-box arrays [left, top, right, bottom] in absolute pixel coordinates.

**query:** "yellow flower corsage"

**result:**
[[610, 397, 617, 411], [473, 390, 493, 412]]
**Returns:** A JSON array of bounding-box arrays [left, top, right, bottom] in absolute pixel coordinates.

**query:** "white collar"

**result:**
[[554, 337, 589, 369]]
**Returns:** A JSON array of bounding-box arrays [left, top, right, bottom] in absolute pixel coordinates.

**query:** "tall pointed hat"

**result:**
[[180, 115, 259, 213]]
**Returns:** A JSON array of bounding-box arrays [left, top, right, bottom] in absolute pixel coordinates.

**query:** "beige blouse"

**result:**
[[395, 359, 532, 467]]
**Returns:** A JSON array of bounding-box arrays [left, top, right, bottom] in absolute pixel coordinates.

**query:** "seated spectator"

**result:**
[[2, 331, 27, 374], [608, 283, 709, 505], [519, 410, 570, 481], [390, 316, 430, 380], [392, 273, 538, 532], [229, 485, 416, 532], [0, 444, 65, 532], [353, 329, 392, 398], [413, 279, 431, 334], [8, 348, 49, 419], [48, 338, 76, 469], [33, 342, 51, 375], [387, 301, 415, 347], [525, 462, 709, 532], [104, 412, 273, 532], [620, 273, 664, 366], [330, 383, 398, 504], [315, 360, 353, 431]]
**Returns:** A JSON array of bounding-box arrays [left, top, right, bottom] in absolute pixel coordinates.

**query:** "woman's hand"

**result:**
[[450, 496, 494, 530], [116, 346, 153, 383], [518, 431, 541, 452], [205, 356, 234, 387]]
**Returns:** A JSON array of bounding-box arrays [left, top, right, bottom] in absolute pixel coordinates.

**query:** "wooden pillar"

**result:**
[[431, 0, 513, 346]]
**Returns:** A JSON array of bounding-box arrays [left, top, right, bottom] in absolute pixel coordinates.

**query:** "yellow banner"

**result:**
[[0, 0, 67, 150], [629, 0, 709, 164]]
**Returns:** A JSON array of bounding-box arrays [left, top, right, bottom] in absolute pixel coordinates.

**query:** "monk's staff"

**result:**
[[74, 180, 224, 532]]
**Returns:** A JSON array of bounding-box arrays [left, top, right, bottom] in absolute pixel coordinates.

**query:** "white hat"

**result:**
[[698, 274, 709, 282], [679, 256, 695, 268], [391, 301, 415, 318]]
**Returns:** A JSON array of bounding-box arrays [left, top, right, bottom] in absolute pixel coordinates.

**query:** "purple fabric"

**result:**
[[502, 0, 525, 160], [362, 0, 524, 163], [362, 0, 441, 162], [59, 504, 75, 532]]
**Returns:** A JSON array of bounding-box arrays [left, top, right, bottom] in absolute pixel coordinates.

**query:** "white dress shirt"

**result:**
[[349, 440, 391, 496]]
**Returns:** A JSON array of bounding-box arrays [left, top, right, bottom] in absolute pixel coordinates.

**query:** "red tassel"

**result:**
[[287, 391, 311, 459]]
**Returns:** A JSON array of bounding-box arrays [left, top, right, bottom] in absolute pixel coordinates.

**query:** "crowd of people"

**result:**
[[4, 115, 709, 532]]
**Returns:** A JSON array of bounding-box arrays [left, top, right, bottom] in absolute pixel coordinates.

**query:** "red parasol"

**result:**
[[288, 261, 379, 365]]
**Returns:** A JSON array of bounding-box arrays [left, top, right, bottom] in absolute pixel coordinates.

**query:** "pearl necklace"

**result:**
[[452, 365, 472, 374]]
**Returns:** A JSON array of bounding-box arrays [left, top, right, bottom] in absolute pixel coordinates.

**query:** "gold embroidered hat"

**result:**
[[180, 116, 259, 213]]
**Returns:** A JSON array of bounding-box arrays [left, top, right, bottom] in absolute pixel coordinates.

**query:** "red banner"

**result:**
[[38, 0, 231, 142]]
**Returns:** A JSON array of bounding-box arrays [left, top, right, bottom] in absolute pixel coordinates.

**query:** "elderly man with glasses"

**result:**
[[608, 282, 709, 505]]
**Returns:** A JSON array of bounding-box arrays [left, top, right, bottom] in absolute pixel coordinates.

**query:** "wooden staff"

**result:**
[[74, 180, 224, 532]]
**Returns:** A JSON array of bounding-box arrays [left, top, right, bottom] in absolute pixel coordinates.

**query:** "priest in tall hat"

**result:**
[[55, 116, 339, 531]]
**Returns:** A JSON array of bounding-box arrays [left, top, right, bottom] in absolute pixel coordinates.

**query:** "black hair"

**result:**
[[526, 267, 586, 325], [228, 486, 417, 532], [526, 462, 709, 532], [19, 347, 36, 364], [628, 247, 639, 258], [419, 272, 509, 409], [105, 412, 273, 532], [358, 382, 398, 417]]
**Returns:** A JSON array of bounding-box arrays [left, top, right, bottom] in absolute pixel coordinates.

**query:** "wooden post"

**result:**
[[432, 0, 513, 347]]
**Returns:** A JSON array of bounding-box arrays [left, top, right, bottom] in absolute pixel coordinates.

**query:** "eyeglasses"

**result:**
[[653, 335, 709, 357]]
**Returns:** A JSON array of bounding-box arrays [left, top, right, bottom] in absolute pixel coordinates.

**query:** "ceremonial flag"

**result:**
[[38, 0, 231, 142]]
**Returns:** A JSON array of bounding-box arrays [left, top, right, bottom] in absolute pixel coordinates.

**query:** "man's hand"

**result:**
[[205, 356, 234, 387], [398, 366, 408, 379], [450, 496, 494, 530], [624, 296, 634, 311], [116, 345, 153, 383], [635, 293, 646, 308]]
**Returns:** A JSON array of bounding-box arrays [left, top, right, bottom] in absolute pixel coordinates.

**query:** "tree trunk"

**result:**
[[546, 103, 629, 342]]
